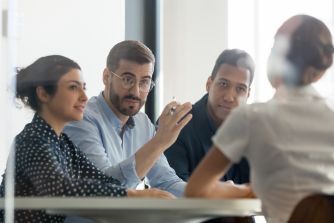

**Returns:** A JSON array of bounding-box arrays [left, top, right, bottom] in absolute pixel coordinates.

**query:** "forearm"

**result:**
[[159, 181, 186, 197], [26, 152, 127, 197], [134, 101, 192, 180], [103, 155, 142, 188], [134, 136, 165, 179], [146, 155, 186, 197], [186, 146, 253, 198], [36, 176, 127, 197], [127, 188, 176, 199], [203, 181, 254, 198], [185, 147, 231, 198]]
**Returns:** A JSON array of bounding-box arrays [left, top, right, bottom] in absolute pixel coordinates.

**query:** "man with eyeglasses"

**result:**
[[64, 40, 193, 197], [165, 49, 254, 184]]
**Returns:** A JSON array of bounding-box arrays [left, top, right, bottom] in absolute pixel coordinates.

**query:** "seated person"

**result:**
[[165, 49, 254, 183], [186, 14, 334, 223], [0, 55, 173, 223], [64, 40, 193, 196]]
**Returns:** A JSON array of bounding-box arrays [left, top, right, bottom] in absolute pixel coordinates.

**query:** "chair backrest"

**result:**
[[288, 194, 334, 223]]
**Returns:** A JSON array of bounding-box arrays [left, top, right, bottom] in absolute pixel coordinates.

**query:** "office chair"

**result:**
[[288, 194, 334, 223]]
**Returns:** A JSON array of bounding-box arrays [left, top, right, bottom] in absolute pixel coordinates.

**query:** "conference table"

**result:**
[[0, 197, 261, 223]]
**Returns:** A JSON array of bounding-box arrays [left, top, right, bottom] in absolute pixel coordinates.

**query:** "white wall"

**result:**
[[0, 0, 21, 184], [162, 0, 228, 105], [1, 0, 125, 179], [17, 0, 125, 98]]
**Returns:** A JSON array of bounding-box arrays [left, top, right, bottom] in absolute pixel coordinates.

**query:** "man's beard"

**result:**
[[108, 86, 145, 116]]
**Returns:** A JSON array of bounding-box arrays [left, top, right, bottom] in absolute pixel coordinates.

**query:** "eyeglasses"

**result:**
[[109, 69, 155, 93]]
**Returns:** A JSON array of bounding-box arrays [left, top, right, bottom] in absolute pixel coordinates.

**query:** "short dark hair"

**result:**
[[272, 14, 333, 86], [16, 55, 81, 112], [106, 40, 155, 72], [211, 49, 255, 84]]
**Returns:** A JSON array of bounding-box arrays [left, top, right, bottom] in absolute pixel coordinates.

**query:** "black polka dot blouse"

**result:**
[[0, 114, 127, 223]]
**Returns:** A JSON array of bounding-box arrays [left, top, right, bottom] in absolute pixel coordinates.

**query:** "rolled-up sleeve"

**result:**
[[146, 154, 186, 197], [112, 153, 141, 187]]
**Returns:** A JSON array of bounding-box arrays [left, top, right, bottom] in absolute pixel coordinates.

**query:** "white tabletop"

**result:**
[[0, 197, 261, 223]]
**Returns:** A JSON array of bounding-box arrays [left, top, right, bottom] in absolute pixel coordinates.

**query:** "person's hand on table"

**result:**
[[218, 181, 256, 198], [127, 188, 176, 199]]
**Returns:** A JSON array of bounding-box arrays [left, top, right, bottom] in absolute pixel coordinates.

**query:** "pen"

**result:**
[[170, 96, 176, 115]]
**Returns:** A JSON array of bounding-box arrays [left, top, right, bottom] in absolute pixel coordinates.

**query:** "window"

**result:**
[[228, 0, 334, 102]]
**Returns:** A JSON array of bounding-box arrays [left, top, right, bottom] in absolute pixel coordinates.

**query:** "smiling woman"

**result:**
[[0, 55, 127, 222]]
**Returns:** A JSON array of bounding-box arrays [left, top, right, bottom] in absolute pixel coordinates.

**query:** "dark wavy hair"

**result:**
[[16, 55, 81, 111]]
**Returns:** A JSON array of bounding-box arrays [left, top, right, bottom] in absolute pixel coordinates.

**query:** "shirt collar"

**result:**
[[31, 113, 65, 142], [274, 85, 323, 101], [125, 116, 135, 129], [97, 92, 135, 130]]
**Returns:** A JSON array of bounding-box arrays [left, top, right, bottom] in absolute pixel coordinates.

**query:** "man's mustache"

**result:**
[[123, 95, 141, 102]]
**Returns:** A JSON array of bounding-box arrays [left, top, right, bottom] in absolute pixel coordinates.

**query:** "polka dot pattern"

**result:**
[[0, 114, 126, 222]]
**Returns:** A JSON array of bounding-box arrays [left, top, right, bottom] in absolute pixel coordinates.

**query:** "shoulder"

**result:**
[[71, 96, 105, 128], [174, 112, 205, 145], [84, 96, 104, 120], [182, 95, 210, 132], [16, 123, 47, 144], [218, 103, 266, 134], [231, 102, 266, 119], [192, 94, 208, 114], [15, 130, 50, 156], [178, 115, 197, 137]]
